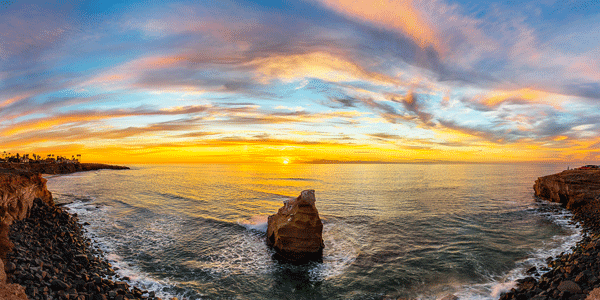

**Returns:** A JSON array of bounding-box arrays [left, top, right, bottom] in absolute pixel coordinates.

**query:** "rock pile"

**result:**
[[6, 198, 161, 300], [499, 232, 600, 300], [267, 190, 324, 262]]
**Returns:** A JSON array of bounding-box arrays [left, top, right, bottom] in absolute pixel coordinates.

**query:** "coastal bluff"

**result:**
[[534, 169, 600, 209], [0, 164, 155, 300], [0, 170, 53, 299], [0, 162, 129, 175]]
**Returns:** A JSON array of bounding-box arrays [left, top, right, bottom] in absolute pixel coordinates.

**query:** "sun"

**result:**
[[282, 158, 290, 165]]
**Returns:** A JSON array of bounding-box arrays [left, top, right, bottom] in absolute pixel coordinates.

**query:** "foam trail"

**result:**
[[64, 200, 188, 300], [435, 203, 582, 300], [238, 215, 269, 232]]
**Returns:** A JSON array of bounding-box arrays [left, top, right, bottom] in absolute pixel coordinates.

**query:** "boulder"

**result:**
[[557, 280, 582, 294], [267, 190, 324, 262]]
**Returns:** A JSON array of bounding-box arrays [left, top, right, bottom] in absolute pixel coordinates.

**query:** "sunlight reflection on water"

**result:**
[[47, 163, 577, 299]]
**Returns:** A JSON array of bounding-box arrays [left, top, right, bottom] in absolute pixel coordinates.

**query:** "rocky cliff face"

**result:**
[[0, 170, 52, 299], [267, 190, 324, 262], [534, 169, 600, 209], [0, 170, 53, 226]]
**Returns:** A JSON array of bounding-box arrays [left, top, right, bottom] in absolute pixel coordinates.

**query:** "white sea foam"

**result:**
[[429, 203, 583, 300], [309, 221, 360, 280], [65, 200, 189, 300], [236, 217, 361, 281], [238, 215, 269, 232]]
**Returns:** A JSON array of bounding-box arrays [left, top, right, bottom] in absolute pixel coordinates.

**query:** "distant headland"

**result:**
[[0, 152, 129, 175]]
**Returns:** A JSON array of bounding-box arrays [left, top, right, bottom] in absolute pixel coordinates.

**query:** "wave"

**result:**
[[64, 199, 192, 300], [237, 215, 269, 232], [427, 201, 582, 300]]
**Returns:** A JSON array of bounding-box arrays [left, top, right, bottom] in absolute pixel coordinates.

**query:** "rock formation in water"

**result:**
[[267, 189, 324, 262], [534, 169, 600, 209]]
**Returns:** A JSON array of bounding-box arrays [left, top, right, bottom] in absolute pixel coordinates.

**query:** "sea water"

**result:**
[[46, 163, 580, 300]]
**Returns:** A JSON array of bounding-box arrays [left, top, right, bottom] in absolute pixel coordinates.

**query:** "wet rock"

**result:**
[[267, 190, 324, 262], [558, 280, 583, 294], [517, 277, 537, 290]]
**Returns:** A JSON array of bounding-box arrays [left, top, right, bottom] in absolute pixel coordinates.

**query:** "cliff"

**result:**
[[0, 170, 54, 227], [533, 169, 600, 209], [0, 170, 53, 300], [0, 162, 129, 175]]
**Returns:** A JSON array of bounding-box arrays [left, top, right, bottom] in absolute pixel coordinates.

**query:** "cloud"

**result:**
[[315, 0, 441, 52], [388, 92, 433, 124], [247, 51, 402, 86], [0, 105, 213, 136], [325, 97, 360, 108], [0, 4, 71, 63]]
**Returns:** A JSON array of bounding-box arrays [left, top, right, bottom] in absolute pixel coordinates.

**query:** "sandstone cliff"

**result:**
[[533, 169, 600, 209], [267, 190, 324, 262], [0, 170, 52, 300]]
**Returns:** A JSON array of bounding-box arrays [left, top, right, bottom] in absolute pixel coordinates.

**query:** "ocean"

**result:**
[[46, 163, 580, 300]]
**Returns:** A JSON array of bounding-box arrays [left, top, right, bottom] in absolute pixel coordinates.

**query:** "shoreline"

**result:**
[[5, 198, 161, 300], [2, 165, 599, 299], [500, 169, 600, 300], [0, 162, 130, 175], [0, 164, 152, 300]]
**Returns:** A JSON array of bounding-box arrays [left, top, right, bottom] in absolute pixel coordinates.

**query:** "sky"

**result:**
[[1, 0, 599, 164]]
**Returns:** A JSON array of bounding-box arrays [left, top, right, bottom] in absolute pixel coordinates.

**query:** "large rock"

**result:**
[[267, 190, 324, 262], [534, 169, 600, 209]]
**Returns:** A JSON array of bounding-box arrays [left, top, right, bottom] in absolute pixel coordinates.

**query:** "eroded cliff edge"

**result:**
[[0, 170, 53, 299], [534, 169, 600, 209]]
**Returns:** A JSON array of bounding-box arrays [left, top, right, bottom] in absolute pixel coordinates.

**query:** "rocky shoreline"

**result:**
[[0, 165, 159, 300], [500, 169, 600, 300], [6, 198, 159, 300], [2, 165, 599, 300]]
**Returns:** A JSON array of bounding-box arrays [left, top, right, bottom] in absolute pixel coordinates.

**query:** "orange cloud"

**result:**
[[474, 88, 568, 109], [249, 51, 401, 85], [0, 92, 32, 109], [317, 0, 441, 53]]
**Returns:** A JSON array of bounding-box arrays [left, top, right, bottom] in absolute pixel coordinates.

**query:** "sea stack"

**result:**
[[267, 190, 324, 262]]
